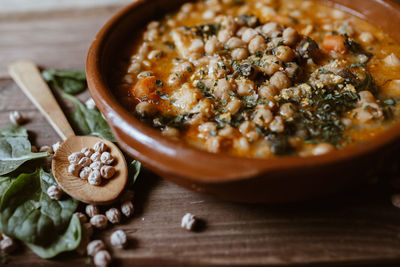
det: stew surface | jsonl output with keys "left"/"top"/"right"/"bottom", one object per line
{"left": 112, "top": 0, "right": 400, "bottom": 158}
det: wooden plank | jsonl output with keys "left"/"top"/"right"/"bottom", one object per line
{"left": 0, "top": 7, "right": 125, "bottom": 79}
{"left": 2, "top": 3, "right": 400, "bottom": 266}
{"left": 0, "top": 0, "right": 132, "bottom": 15}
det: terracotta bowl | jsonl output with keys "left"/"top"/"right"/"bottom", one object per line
{"left": 87, "top": 0, "right": 400, "bottom": 203}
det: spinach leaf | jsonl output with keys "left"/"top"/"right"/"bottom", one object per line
{"left": 42, "top": 69, "right": 86, "bottom": 95}
{"left": 0, "top": 169, "right": 79, "bottom": 247}
{"left": 26, "top": 214, "right": 81, "bottom": 259}
{"left": 0, "top": 125, "right": 28, "bottom": 138}
{"left": 129, "top": 160, "right": 142, "bottom": 185}
{"left": 0, "top": 176, "right": 13, "bottom": 197}
{"left": 0, "top": 125, "right": 49, "bottom": 175}
{"left": 63, "top": 93, "right": 115, "bottom": 142}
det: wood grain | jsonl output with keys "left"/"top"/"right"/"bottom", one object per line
{"left": 1, "top": 2, "right": 400, "bottom": 266}
{"left": 9, "top": 60, "right": 75, "bottom": 140}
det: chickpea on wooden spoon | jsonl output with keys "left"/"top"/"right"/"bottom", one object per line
{"left": 8, "top": 60, "right": 127, "bottom": 205}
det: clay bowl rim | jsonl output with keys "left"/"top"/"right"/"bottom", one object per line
{"left": 86, "top": 0, "right": 400, "bottom": 183}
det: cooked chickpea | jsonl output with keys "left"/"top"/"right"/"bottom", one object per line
{"left": 269, "top": 71, "right": 292, "bottom": 91}
{"left": 147, "top": 21, "right": 160, "bottom": 30}
{"left": 218, "top": 125, "right": 235, "bottom": 138}
{"left": 272, "top": 37, "right": 284, "bottom": 47}
{"left": 203, "top": 10, "right": 215, "bottom": 20}
{"left": 189, "top": 39, "right": 205, "bottom": 55}
{"left": 233, "top": 137, "right": 250, "bottom": 152}
{"left": 274, "top": 45, "right": 295, "bottom": 62}
{"left": 137, "top": 42, "right": 150, "bottom": 60}
{"left": 215, "top": 78, "right": 232, "bottom": 100}
{"left": 269, "top": 116, "right": 285, "bottom": 133}
{"left": 205, "top": 136, "right": 222, "bottom": 153}
{"left": 218, "top": 29, "right": 233, "bottom": 43}
{"left": 239, "top": 121, "right": 254, "bottom": 135}
{"left": 262, "top": 55, "right": 282, "bottom": 76}
{"left": 221, "top": 16, "right": 237, "bottom": 32}
{"left": 358, "top": 91, "right": 376, "bottom": 103}
{"left": 236, "top": 26, "right": 247, "bottom": 37}
{"left": 226, "top": 37, "right": 246, "bottom": 49}
{"left": 248, "top": 35, "right": 266, "bottom": 54}
{"left": 147, "top": 50, "right": 163, "bottom": 61}
{"left": 359, "top": 32, "right": 375, "bottom": 44}
{"left": 279, "top": 103, "right": 295, "bottom": 121}
{"left": 144, "top": 28, "right": 158, "bottom": 41}
{"left": 231, "top": 47, "right": 249, "bottom": 60}
{"left": 236, "top": 79, "right": 255, "bottom": 96}
{"left": 253, "top": 107, "right": 273, "bottom": 126}
{"left": 137, "top": 71, "right": 153, "bottom": 79}
{"left": 338, "top": 23, "right": 354, "bottom": 36}
{"left": 284, "top": 62, "right": 299, "bottom": 79}
{"left": 162, "top": 126, "right": 180, "bottom": 138}
{"left": 226, "top": 97, "right": 242, "bottom": 114}
{"left": 180, "top": 2, "right": 193, "bottom": 13}
{"left": 282, "top": 27, "right": 298, "bottom": 46}
{"left": 241, "top": 28, "right": 257, "bottom": 43}
{"left": 205, "top": 36, "right": 221, "bottom": 55}
{"left": 332, "top": 9, "right": 345, "bottom": 19}
{"left": 177, "top": 61, "right": 194, "bottom": 74}
{"left": 312, "top": 143, "right": 335, "bottom": 156}
{"left": 382, "top": 80, "right": 400, "bottom": 98}
{"left": 135, "top": 102, "right": 157, "bottom": 117}
{"left": 168, "top": 73, "right": 183, "bottom": 87}
{"left": 384, "top": 53, "right": 400, "bottom": 67}
{"left": 198, "top": 122, "right": 217, "bottom": 135}
{"left": 246, "top": 130, "right": 259, "bottom": 141}
{"left": 262, "top": 22, "right": 281, "bottom": 36}
{"left": 258, "top": 84, "right": 278, "bottom": 101}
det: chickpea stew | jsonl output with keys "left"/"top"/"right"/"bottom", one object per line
{"left": 112, "top": 0, "right": 400, "bottom": 158}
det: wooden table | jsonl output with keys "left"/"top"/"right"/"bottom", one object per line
{"left": 2, "top": 1, "right": 400, "bottom": 266}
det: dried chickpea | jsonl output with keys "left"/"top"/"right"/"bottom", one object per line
{"left": 88, "top": 169, "right": 102, "bottom": 186}
{"left": 274, "top": 45, "right": 295, "bottom": 62}
{"left": 121, "top": 201, "right": 134, "bottom": 218}
{"left": 100, "top": 152, "right": 114, "bottom": 165}
{"left": 94, "top": 250, "right": 112, "bottom": 267}
{"left": 105, "top": 208, "right": 121, "bottom": 224}
{"left": 87, "top": 240, "right": 106, "bottom": 257}
{"left": 94, "top": 141, "right": 108, "bottom": 153}
{"left": 110, "top": 230, "right": 128, "bottom": 248}
{"left": 68, "top": 164, "right": 82, "bottom": 176}
{"left": 86, "top": 204, "right": 100, "bottom": 218}
{"left": 101, "top": 165, "right": 116, "bottom": 179}
{"left": 90, "top": 214, "right": 108, "bottom": 229}
{"left": 69, "top": 152, "right": 84, "bottom": 164}
{"left": 81, "top": 147, "right": 95, "bottom": 158}
{"left": 9, "top": 111, "right": 24, "bottom": 125}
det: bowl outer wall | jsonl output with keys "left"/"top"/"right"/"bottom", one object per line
{"left": 86, "top": 0, "right": 400, "bottom": 202}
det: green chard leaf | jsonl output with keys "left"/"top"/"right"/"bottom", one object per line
{"left": 0, "top": 125, "right": 49, "bottom": 176}
{"left": 42, "top": 69, "right": 86, "bottom": 95}
{"left": 63, "top": 93, "right": 115, "bottom": 142}
{"left": 0, "top": 169, "right": 79, "bottom": 249}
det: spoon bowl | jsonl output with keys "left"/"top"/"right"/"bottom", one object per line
{"left": 52, "top": 136, "right": 127, "bottom": 204}
{"left": 9, "top": 60, "right": 128, "bottom": 204}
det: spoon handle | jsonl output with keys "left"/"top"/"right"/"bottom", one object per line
{"left": 8, "top": 60, "right": 75, "bottom": 141}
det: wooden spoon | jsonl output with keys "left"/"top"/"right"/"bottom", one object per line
{"left": 8, "top": 60, "right": 127, "bottom": 205}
